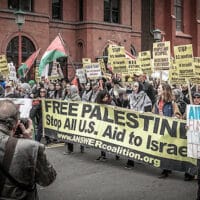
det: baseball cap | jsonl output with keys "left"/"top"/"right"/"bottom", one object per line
{"left": 193, "top": 92, "right": 200, "bottom": 98}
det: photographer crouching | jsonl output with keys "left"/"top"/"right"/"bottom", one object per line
{"left": 0, "top": 100, "right": 56, "bottom": 200}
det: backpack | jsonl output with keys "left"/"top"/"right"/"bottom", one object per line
{"left": 177, "top": 100, "right": 187, "bottom": 115}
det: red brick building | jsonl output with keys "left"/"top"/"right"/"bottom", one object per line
{"left": 0, "top": 0, "right": 199, "bottom": 80}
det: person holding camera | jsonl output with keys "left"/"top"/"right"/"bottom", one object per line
{"left": 0, "top": 100, "right": 56, "bottom": 199}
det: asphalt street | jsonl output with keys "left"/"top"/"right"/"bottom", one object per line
{"left": 38, "top": 143, "right": 197, "bottom": 200}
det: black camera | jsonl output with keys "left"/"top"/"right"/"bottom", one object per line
{"left": 15, "top": 118, "right": 29, "bottom": 137}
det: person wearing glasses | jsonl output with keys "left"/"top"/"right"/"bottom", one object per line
{"left": 192, "top": 92, "right": 200, "bottom": 105}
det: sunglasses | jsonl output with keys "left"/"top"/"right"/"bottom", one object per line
{"left": 40, "top": 91, "right": 46, "bottom": 93}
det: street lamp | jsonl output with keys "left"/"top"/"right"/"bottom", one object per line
{"left": 153, "top": 29, "right": 162, "bottom": 81}
{"left": 153, "top": 29, "right": 162, "bottom": 42}
{"left": 14, "top": 9, "right": 25, "bottom": 67}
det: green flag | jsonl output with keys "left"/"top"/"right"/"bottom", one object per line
{"left": 39, "top": 34, "right": 67, "bottom": 76}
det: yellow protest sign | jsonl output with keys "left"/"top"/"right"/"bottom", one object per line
{"left": 127, "top": 58, "right": 143, "bottom": 76}
{"left": 85, "top": 62, "right": 102, "bottom": 80}
{"left": 42, "top": 99, "right": 197, "bottom": 172}
{"left": 194, "top": 57, "right": 200, "bottom": 74}
{"left": 191, "top": 57, "right": 200, "bottom": 84}
{"left": 34, "top": 66, "right": 41, "bottom": 82}
{"left": 127, "top": 59, "right": 135, "bottom": 76}
{"left": 108, "top": 45, "right": 126, "bottom": 59}
{"left": 108, "top": 45, "right": 127, "bottom": 73}
{"left": 153, "top": 41, "right": 170, "bottom": 70}
{"left": 169, "top": 59, "right": 186, "bottom": 85}
{"left": 110, "top": 58, "right": 128, "bottom": 73}
{"left": 98, "top": 58, "right": 106, "bottom": 73}
{"left": 174, "top": 44, "right": 194, "bottom": 78}
{"left": 139, "top": 51, "right": 152, "bottom": 75}
{"left": 0, "top": 55, "right": 9, "bottom": 76}
{"left": 82, "top": 58, "right": 91, "bottom": 65}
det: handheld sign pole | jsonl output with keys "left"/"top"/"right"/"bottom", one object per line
{"left": 187, "top": 80, "right": 193, "bottom": 104}
{"left": 58, "top": 33, "right": 76, "bottom": 80}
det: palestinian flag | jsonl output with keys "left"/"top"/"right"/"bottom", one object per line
{"left": 17, "top": 48, "right": 40, "bottom": 78}
{"left": 39, "top": 34, "right": 67, "bottom": 76}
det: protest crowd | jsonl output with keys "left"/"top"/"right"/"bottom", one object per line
{"left": 1, "top": 71, "right": 200, "bottom": 166}
{"left": 0, "top": 38, "right": 200, "bottom": 200}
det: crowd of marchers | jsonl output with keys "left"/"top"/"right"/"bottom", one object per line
{"left": 0, "top": 73, "right": 200, "bottom": 181}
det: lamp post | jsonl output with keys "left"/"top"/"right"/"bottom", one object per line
{"left": 153, "top": 29, "right": 162, "bottom": 81}
{"left": 153, "top": 29, "right": 162, "bottom": 42}
{"left": 14, "top": 9, "right": 25, "bottom": 67}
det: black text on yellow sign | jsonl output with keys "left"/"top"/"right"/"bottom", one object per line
{"left": 42, "top": 100, "right": 197, "bottom": 171}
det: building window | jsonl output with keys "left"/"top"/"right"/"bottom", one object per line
{"left": 104, "top": 0, "right": 120, "bottom": 23}
{"left": 6, "top": 36, "right": 35, "bottom": 79}
{"left": 79, "top": 0, "right": 83, "bottom": 21}
{"left": 130, "top": 45, "right": 137, "bottom": 57}
{"left": 174, "top": 0, "right": 183, "bottom": 31}
{"left": 102, "top": 46, "right": 109, "bottom": 65}
{"left": 8, "top": 0, "right": 33, "bottom": 12}
{"left": 6, "top": 36, "right": 35, "bottom": 67}
{"left": 77, "top": 42, "right": 83, "bottom": 62}
{"left": 52, "top": 0, "right": 62, "bottom": 20}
